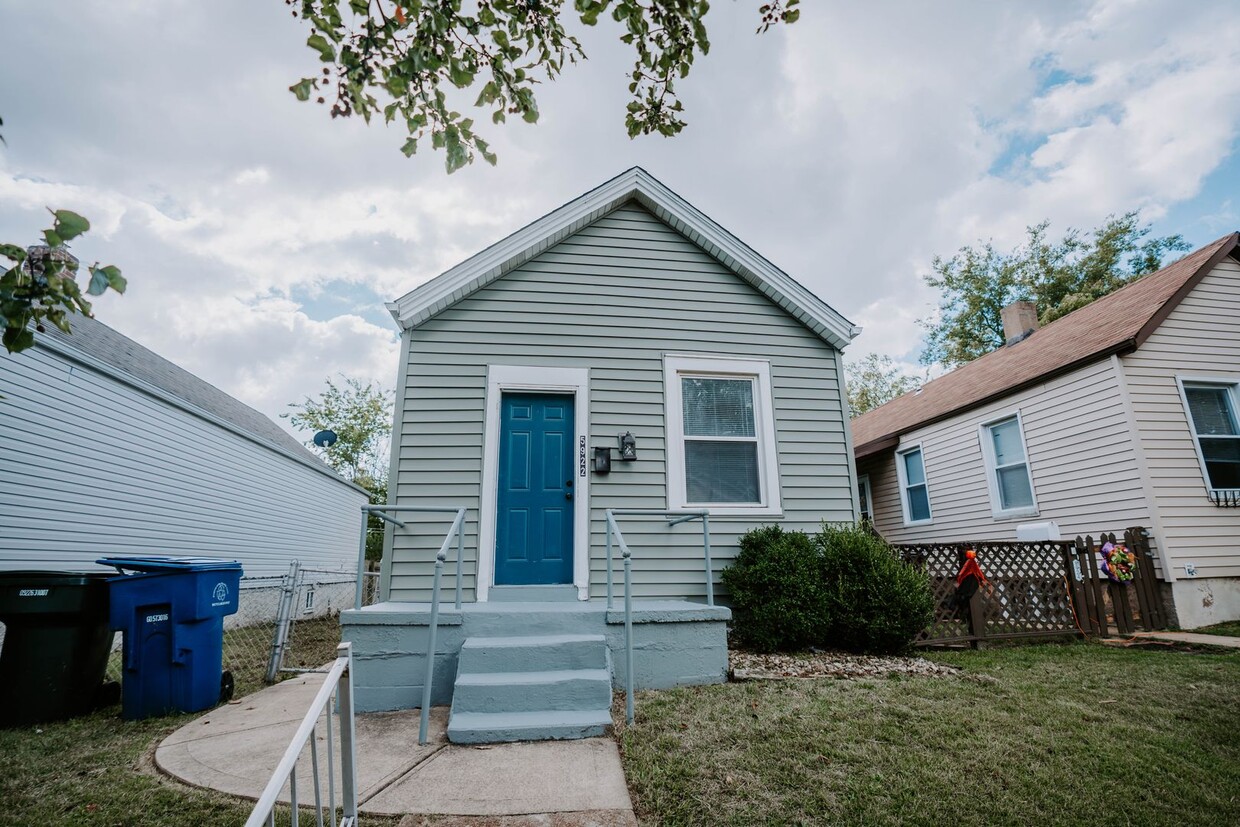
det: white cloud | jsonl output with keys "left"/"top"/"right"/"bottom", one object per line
{"left": 2, "top": 0, "right": 1238, "bottom": 421}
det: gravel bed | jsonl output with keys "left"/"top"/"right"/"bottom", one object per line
{"left": 728, "top": 649, "right": 962, "bottom": 681}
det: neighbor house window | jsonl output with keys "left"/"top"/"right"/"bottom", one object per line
{"left": 857, "top": 474, "right": 872, "bottom": 523}
{"left": 979, "top": 413, "right": 1038, "bottom": 517}
{"left": 895, "top": 445, "right": 932, "bottom": 524}
{"left": 664, "top": 355, "right": 781, "bottom": 515}
{"left": 1180, "top": 381, "right": 1240, "bottom": 491}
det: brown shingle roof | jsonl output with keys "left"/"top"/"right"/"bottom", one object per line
{"left": 852, "top": 231, "right": 1240, "bottom": 459}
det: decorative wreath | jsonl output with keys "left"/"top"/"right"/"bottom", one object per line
{"left": 1100, "top": 541, "right": 1135, "bottom": 584}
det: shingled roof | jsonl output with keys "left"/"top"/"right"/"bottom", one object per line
{"left": 35, "top": 314, "right": 342, "bottom": 476}
{"left": 852, "top": 231, "right": 1240, "bottom": 459}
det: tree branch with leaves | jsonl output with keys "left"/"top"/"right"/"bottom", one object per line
{"left": 919, "top": 212, "right": 1189, "bottom": 369}
{"left": 286, "top": 0, "right": 801, "bottom": 172}
{"left": 1, "top": 210, "right": 127, "bottom": 354}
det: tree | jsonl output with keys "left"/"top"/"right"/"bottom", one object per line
{"left": 1, "top": 210, "right": 127, "bottom": 354}
{"left": 287, "top": 0, "right": 802, "bottom": 171}
{"left": 284, "top": 376, "right": 395, "bottom": 561}
{"left": 919, "top": 213, "right": 1189, "bottom": 369}
{"left": 845, "top": 353, "right": 919, "bottom": 417}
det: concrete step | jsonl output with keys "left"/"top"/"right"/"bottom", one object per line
{"left": 452, "top": 668, "right": 612, "bottom": 714}
{"left": 458, "top": 634, "right": 608, "bottom": 673}
{"left": 447, "top": 709, "right": 612, "bottom": 744}
{"left": 488, "top": 585, "right": 578, "bottom": 602}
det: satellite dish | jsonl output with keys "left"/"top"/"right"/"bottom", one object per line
{"left": 313, "top": 429, "right": 338, "bottom": 448}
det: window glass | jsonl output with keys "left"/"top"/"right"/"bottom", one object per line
{"left": 986, "top": 416, "right": 1034, "bottom": 511}
{"left": 682, "top": 378, "right": 755, "bottom": 437}
{"left": 900, "top": 448, "right": 931, "bottom": 522}
{"left": 1184, "top": 384, "right": 1240, "bottom": 490}
{"left": 907, "top": 483, "right": 931, "bottom": 522}
{"left": 1186, "top": 387, "right": 1239, "bottom": 436}
{"left": 857, "top": 477, "right": 871, "bottom": 521}
{"left": 990, "top": 418, "right": 1024, "bottom": 466}
{"left": 997, "top": 465, "right": 1034, "bottom": 509}
{"left": 686, "top": 441, "right": 760, "bottom": 503}
{"left": 902, "top": 449, "right": 926, "bottom": 486}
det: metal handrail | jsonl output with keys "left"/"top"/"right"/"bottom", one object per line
{"left": 418, "top": 506, "right": 466, "bottom": 745}
{"left": 246, "top": 642, "right": 358, "bottom": 827}
{"left": 605, "top": 509, "right": 714, "bottom": 727}
{"left": 604, "top": 509, "right": 713, "bottom": 609}
{"left": 354, "top": 505, "right": 467, "bottom": 610}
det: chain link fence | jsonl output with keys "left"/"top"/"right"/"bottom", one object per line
{"left": 102, "top": 563, "right": 381, "bottom": 701}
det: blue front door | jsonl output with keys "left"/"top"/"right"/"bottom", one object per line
{"left": 495, "top": 392, "right": 575, "bottom": 585}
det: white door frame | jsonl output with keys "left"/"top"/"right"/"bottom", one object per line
{"left": 477, "top": 365, "right": 591, "bottom": 601}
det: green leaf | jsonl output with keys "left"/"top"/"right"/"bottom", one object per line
{"left": 0, "top": 243, "right": 26, "bottom": 263}
{"left": 88, "top": 267, "right": 111, "bottom": 296}
{"left": 290, "top": 78, "right": 317, "bottom": 102}
{"left": 3, "top": 325, "right": 35, "bottom": 354}
{"left": 400, "top": 137, "right": 418, "bottom": 157}
{"left": 43, "top": 229, "right": 62, "bottom": 248}
{"left": 52, "top": 210, "right": 90, "bottom": 242}
{"left": 307, "top": 32, "right": 336, "bottom": 63}
{"left": 93, "top": 264, "right": 126, "bottom": 294}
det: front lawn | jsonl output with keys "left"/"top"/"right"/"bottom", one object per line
{"left": 1190, "top": 620, "right": 1240, "bottom": 638}
{"left": 620, "top": 642, "right": 1240, "bottom": 826}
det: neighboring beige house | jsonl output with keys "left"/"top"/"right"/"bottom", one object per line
{"left": 852, "top": 232, "right": 1240, "bottom": 630}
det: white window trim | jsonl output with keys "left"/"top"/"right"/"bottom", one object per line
{"left": 1175, "top": 375, "right": 1240, "bottom": 495}
{"left": 663, "top": 354, "right": 782, "bottom": 516}
{"left": 857, "top": 474, "right": 872, "bottom": 523}
{"left": 977, "top": 411, "right": 1040, "bottom": 520}
{"left": 894, "top": 443, "right": 933, "bottom": 526}
{"left": 478, "top": 365, "right": 591, "bottom": 602}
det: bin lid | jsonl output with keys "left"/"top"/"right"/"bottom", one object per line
{"left": 97, "top": 556, "right": 243, "bottom": 574}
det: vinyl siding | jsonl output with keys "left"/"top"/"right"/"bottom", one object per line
{"left": 1121, "top": 258, "right": 1240, "bottom": 578}
{"left": 1, "top": 346, "right": 367, "bottom": 578}
{"left": 859, "top": 356, "right": 1156, "bottom": 554}
{"left": 389, "top": 203, "right": 853, "bottom": 601}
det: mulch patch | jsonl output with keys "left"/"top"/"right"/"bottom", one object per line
{"left": 728, "top": 648, "right": 961, "bottom": 681}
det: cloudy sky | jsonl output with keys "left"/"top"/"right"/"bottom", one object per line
{"left": 3, "top": 0, "right": 1238, "bottom": 440}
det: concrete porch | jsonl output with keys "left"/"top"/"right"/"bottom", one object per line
{"left": 340, "top": 599, "right": 731, "bottom": 716}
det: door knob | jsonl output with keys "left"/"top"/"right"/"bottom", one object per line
{"left": 565, "top": 492, "right": 573, "bottom": 501}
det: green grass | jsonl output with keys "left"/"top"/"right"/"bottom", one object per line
{"left": 1189, "top": 620, "right": 1240, "bottom": 638}
{"left": 620, "top": 642, "right": 1240, "bottom": 826}
{"left": 0, "top": 613, "right": 389, "bottom": 826}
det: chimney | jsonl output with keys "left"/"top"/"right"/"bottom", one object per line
{"left": 1001, "top": 301, "right": 1039, "bottom": 345}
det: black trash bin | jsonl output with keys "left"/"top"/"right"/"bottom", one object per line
{"left": 0, "top": 571, "right": 114, "bottom": 728}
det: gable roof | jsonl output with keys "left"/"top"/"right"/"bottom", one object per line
{"left": 852, "top": 231, "right": 1240, "bottom": 460}
{"left": 388, "top": 167, "right": 860, "bottom": 350}
{"left": 35, "top": 314, "right": 363, "bottom": 491}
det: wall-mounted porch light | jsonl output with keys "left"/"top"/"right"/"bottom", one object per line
{"left": 592, "top": 432, "right": 638, "bottom": 474}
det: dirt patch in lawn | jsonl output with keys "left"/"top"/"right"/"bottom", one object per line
{"left": 729, "top": 648, "right": 961, "bottom": 681}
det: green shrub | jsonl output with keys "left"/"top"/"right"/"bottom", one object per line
{"left": 721, "top": 525, "right": 829, "bottom": 652}
{"left": 816, "top": 523, "right": 934, "bottom": 655}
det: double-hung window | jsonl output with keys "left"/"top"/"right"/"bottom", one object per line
{"left": 1180, "top": 380, "right": 1240, "bottom": 492}
{"left": 895, "top": 445, "right": 932, "bottom": 524}
{"left": 857, "top": 474, "right": 872, "bottom": 523}
{"left": 979, "top": 413, "right": 1038, "bottom": 517}
{"left": 664, "top": 355, "right": 781, "bottom": 515}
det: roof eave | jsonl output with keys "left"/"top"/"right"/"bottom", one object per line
{"left": 1133, "top": 234, "right": 1240, "bottom": 347}
{"left": 852, "top": 339, "right": 1139, "bottom": 459}
{"left": 389, "top": 168, "right": 859, "bottom": 350}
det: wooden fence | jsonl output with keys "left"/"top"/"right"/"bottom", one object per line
{"left": 893, "top": 527, "right": 1166, "bottom": 647}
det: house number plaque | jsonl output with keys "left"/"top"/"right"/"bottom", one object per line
{"left": 579, "top": 435, "right": 587, "bottom": 477}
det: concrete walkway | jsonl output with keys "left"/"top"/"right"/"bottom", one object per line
{"left": 155, "top": 673, "right": 636, "bottom": 824}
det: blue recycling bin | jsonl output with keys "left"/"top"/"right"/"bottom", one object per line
{"left": 98, "top": 556, "right": 243, "bottom": 720}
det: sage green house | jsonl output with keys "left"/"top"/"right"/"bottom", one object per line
{"left": 342, "top": 168, "right": 860, "bottom": 742}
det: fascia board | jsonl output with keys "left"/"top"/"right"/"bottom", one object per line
{"left": 390, "top": 167, "right": 859, "bottom": 350}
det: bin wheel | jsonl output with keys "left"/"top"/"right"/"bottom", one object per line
{"left": 220, "top": 670, "right": 235, "bottom": 704}
{"left": 95, "top": 680, "right": 121, "bottom": 710}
